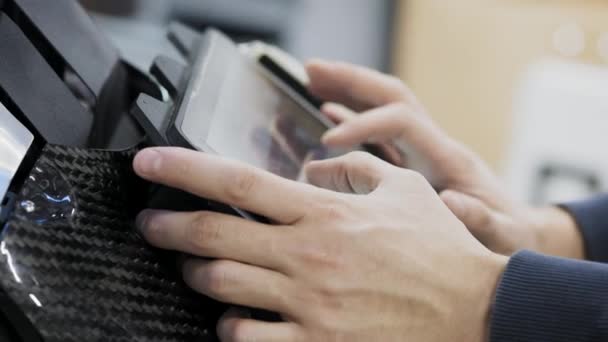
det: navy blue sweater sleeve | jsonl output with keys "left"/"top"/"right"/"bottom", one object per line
{"left": 491, "top": 251, "right": 608, "bottom": 342}
{"left": 561, "top": 194, "right": 608, "bottom": 263}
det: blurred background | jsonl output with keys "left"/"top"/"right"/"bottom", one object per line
{"left": 80, "top": 0, "right": 608, "bottom": 205}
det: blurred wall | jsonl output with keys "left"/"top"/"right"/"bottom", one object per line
{"left": 506, "top": 61, "right": 608, "bottom": 203}
{"left": 393, "top": 0, "right": 608, "bottom": 171}
{"left": 82, "top": 0, "right": 394, "bottom": 71}
{"left": 284, "top": 0, "right": 394, "bottom": 70}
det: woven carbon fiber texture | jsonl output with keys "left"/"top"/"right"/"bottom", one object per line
{"left": 0, "top": 145, "right": 224, "bottom": 341}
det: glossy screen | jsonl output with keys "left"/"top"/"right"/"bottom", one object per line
{"left": 206, "top": 57, "right": 334, "bottom": 181}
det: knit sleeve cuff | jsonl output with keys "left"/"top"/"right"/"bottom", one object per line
{"left": 490, "top": 250, "right": 608, "bottom": 342}
{"left": 560, "top": 194, "right": 608, "bottom": 263}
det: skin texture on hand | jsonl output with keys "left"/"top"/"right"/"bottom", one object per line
{"left": 134, "top": 147, "right": 508, "bottom": 342}
{"left": 306, "top": 59, "right": 587, "bottom": 260}
{"left": 534, "top": 207, "right": 586, "bottom": 259}
{"left": 440, "top": 193, "right": 586, "bottom": 259}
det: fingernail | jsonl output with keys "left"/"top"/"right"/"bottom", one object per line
{"left": 307, "top": 58, "right": 330, "bottom": 67}
{"left": 322, "top": 103, "right": 341, "bottom": 112}
{"left": 135, "top": 149, "right": 162, "bottom": 175}
{"left": 322, "top": 128, "right": 343, "bottom": 143}
{"left": 135, "top": 210, "right": 151, "bottom": 237}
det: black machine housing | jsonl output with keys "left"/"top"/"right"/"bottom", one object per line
{"left": 132, "top": 27, "right": 339, "bottom": 217}
{"left": 0, "top": 1, "right": 326, "bottom": 341}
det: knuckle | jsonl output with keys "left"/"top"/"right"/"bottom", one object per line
{"left": 392, "top": 103, "right": 413, "bottom": 118}
{"left": 295, "top": 240, "right": 345, "bottom": 271}
{"left": 170, "top": 153, "right": 197, "bottom": 181}
{"left": 391, "top": 104, "right": 418, "bottom": 129}
{"left": 317, "top": 198, "right": 352, "bottom": 222}
{"left": 386, "top": 75, "right": 406, "bottom": 91}
{"left": 301, "top": 247, "right": 331, "bottom": 268}
{"left": 344, "top": 151, "right": 373, "bottom": 165}
{"left": 402, "top": 168, "right": 426, "bottom": 183}
{"left": 455, "top": 144, "right": 483, "bottom": 171}
{"left": 225, "top": 167, "right": 258, "bottom": 203}
{"left": 478, "top": 224, "right": 500, "bottom": 251}
{"left": 304, "top": 290, "right": 344, "bottom": 331}
{"left": 376, "top": 73, "right": 405, "bottom": 92}
{"left": 475, "top": 210, "right": 495, "bottom": 233}
{"left": 187, "top": 212, "right": 222, "bottom": 251}
{"left": 387, "top": 77, "right": 410, "bottom": 99}
{"left": 204, "top": 260, "right": 232, "bottom": 295}
{"left": 396, "top": 169, "right": 433, "bottom": 193}
{"left": 342, "top": 152, "right": 384, "bottom": 176}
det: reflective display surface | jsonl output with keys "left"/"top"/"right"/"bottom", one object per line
{"left": 180, "top": 32, "right": 342, "bottom": 182}
{"left": 207, "top": 58, "right": 332, "bottom": 181}
{"left": 0, "top": 102, "right": 34, "bottom": 200}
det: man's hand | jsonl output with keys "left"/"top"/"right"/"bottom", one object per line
{"left": 306, "top": 60, "right": 586, "bottom": 259}
{"left": 134, "top": 147, "right": 506, "bottom": 342}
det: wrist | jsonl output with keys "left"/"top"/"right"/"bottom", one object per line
{"left": 530, "top": 206, "right": 585, "bottom": 260}
{"left": 472, "top": 252, "right": 509, "bottom": 342}
{"left": 484, "top": 253, "right": 509, "bottom": 342}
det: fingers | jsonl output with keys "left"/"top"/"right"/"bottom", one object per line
{"left": 440, "top": 190, "right": 497, "bottom": 240}
{"left": 321, "top": 104, "right": 405, "bottom": 147}
{"left": 137, "top": 210, "right": 288, "bottom": 270}
{"left": 133, "top": 147, "right": 321, "bottom": 223}
{"left": 305, "top": 152, "right": 391, "bottom": 195}
{"left": 321, "top": 103, "right": 357, "bottom": 124}
{"left": 218, "top": 308, "right": 300, "bottom": 342}
{"left": 183, "top": 259, "right": 294, "bottom": 314}
{"left": 306, "top": 59, "right": 414, "bottom": 110}
{"left": 322, "top": 103, "right": 405, "bottom": 166}
{"left": 322, "top": 103, "right": 442, "bottom": 149}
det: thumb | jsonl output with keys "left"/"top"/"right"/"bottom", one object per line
{"left": 305, "top": 152, "right": 389, "bottom": 195}
{"left": 440, "top": 190, "right": 496, "bottom": 239}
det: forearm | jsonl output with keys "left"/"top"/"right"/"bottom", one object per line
{"left": 561, "top": 194, "right": 608, "bottom": 263}
{"left": 533, "top": 206, "right": 586, "bottom": 260}
{"left": 490, "top": 251, "right": 608, "bottom": 342}
{"left": 530, "top": 192, "right": 608, "bottom": 262}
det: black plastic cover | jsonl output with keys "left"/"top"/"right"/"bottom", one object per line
{"left": 0, "top": 14, "right": 93, "bottom": 146}
{"left": 11, "top": 0, "right": 120, "bottom": 99}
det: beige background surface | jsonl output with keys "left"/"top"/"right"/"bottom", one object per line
{"left": 392, "top": 0, "right": 608, "bottom": 170}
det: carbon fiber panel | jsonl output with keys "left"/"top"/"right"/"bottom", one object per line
{"left": 0, "top": 145, "right": 224, "bottom": 341}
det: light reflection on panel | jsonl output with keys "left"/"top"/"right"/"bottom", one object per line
{"left": 0, "top": 102, "right": 34, "bottom": 199}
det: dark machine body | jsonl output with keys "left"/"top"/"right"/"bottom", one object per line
{"left": 0, "top": 1, "right": 325, "bottom": 340}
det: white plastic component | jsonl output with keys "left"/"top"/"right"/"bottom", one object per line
{"left": 506, "top": 59, "right": 608, "bottom": 204}
{"left": 239, "top": 41, "right": 309, "bottom": 85}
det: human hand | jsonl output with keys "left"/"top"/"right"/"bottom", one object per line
{"left": 306, "top": 60, "right": 585, "bottom": 259}
{"left": 133, "top": 147, "right": 507, "bottom": 342}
